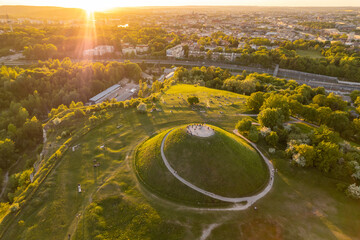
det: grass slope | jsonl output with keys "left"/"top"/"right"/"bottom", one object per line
{"left": 164, "top": 125, "right": 268, "bottom": 197}
{"left": 1, "top": 84, "right": 360, "bottom": 240}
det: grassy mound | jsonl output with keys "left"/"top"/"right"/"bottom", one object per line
{"left": 135, "top": 125, "right": 269, "bottom": 204}
{"left": 164, "top": 125, "right": 269, "bottom": 197}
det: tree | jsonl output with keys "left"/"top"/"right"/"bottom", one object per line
{"left": 313, "top": 94, "right": 327, "bottom": 106}
{"left": 258, "top": 108, "right": 284, "bottom": 129}
{"left": 187, "top": 96, "right": 199, "bottom": 105}
{"left": 0, "top": 139, "right": 16, "bottom": 169}
{"left": 327, "top": 111, "right": 350, "bottom": 132}
{"left": 292, "top": 144, "right": 316, "bottom": 167}
{"left": 265, "top": 131, "right": 279, "bottom": 147}
{"left": 183, "top": 45, "right": 189, "bottom": 58}
{"left": 261, "top": 94, "right": 289, "bottom": 120}
{"left": 206, "top": 50, "right": 213, "bottom": 60}
{"left": 315, "top": 141, "right": 341, "bottom": 173}
{"left": 236, "top": 119, "right": 252, "bottom": 132}
{"left": 316, "top": 107, "right": 332, "bottom": 125}
{"left": 248, "top": 126, "right": 259, "bottom": 142}
{"left": 325, "top": 93, "right": 347, "bottom": 111}
{"left": 350, "top": 90, "right": 360, "bottom": 103}
{"left": 312, "top": 125, "right": 338, "bottom": 145}
{"left": 21, "top": 116, "right": 43, "bottom": 144}
{"left": 247, "top": 92, "right": 264, "bottom": 112}
{"left": 124, "top": 62, "right": 142, "bottom": 81}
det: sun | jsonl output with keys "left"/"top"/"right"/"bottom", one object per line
{"left": 75, "top": 2, "right": 114, "bottom": 15}
{"left": 83, "top": 4, "right": 100, "bottom": 15}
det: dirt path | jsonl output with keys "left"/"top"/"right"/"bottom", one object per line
{"left": 199, "top": 224, "right": 220, "bottom": 240}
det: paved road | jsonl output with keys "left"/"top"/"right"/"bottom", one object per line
{"left": 160, "top": 128, "right": 274, "bottom": 204}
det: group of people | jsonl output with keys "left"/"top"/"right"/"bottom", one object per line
{"left": 186, "top": 123, "right": 211, "bottom": 135}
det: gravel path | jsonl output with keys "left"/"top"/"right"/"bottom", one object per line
{"left": 160, "top": 128, "right": 275, "bottom": 204}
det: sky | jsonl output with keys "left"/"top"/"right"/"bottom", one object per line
{"left": 0, "top": 0, "right": 359, "bottom": 10}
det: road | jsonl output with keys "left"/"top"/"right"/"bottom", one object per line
{"left": 160, "top": 128, "right": 274, "bottom": 205}
{"left": 3, "top": 58, "right": 359, "bottom": 92}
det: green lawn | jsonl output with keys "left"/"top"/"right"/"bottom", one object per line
{"left": 1, "top": 84, "right": 359, "bottom": 240}
{"left": 164, "top": 125, "right": 268, "bottom": 197}
{"left": 296, "top": 49, "right": 324, "bottom": 59}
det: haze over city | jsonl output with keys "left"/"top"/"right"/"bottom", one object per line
{"left": 1, "top": 0, "right": 360, "bottom": 9}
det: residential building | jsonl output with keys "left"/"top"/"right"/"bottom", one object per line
{"left": 83, "top": 45, "right": 114, "bottom": 56}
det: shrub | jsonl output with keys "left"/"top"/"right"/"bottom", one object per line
{"left": 187, "top": 96, "right": 199, "bottom": 105}
{"left": 10, "top": 203, "right": 19, "bottom": 212}
{"left": 260, "top": 127, "right": 271, "bottom": 137}
{"left": 53, "top": 117, "right": 61, "bottom": 125}
{"left": 346, "top": 183, "right": 360, "bottom": 199}
{"left": 265, "top": 131, "right": 279, "bottom": 147}
{"left": 137, "top": 102, "right": 147, "bottom": 113}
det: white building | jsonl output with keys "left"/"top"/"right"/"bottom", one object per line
{"left": 122, "top": 47, "right": 137, "bottom": 56}
{"left": 136, "top": 45, "right": 149, "bottom": 54}
{"left": 83, "top": 45, "right": 114, "bottom": 56}
{"left": 166, "top": 45, "right": 184, "bottom": 58}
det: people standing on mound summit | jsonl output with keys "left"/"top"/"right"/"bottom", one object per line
{"left": 186, "top": 124, "right": 215, "bottom": 137}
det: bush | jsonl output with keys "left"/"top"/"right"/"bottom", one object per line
{"left": 10, "top": 203, "right": 19, "bottom": 212}
{"left": 265, "top": 131, "right": 279, "bottom": 147}
{"left": 137, "top": 102, "right": 147, "bottom": 113}
{"left": 346, "top": 183, "right": 360, "bottom": 199}
{"left": 236, "top": 119, "right": 252, "bottom": 132}
{"left": 187, "top": 96, "right": 199, "bottom": 105}
{"left": 53, "top": 117, "right": 61, "bottom": 125}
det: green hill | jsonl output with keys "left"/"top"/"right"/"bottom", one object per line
{"left": 164, "top": 125, "right": 268, "bottom": 198}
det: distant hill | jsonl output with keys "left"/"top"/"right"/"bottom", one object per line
{"left": 0, "top": 5, "right": 86, "bottom": 19}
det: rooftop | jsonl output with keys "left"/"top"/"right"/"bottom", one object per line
{"left": 89, "top": 84, "right": 121, "bottom": 103}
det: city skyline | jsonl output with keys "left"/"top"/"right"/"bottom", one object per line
{"left": 1, "top": 0, "right": 360, "bottom": 11}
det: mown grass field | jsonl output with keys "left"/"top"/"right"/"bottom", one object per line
{"left": 1, "top": 84, "right": 359, "bottom": 240}
{"left": 163, "top": 125, "right": 268, "bottom": 197}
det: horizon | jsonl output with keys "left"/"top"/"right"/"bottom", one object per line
{"left": 1, "top": 0, "right": 360, "bottom": 12}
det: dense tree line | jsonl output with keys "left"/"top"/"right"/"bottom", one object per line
{"left": 0, "top": 25, "right": 181, "bottom": 59}
{"left": 186, "top": 36, "right": 360, "bottom": 82}
{"left": 0, "top": 59, "right": 142, "bottom": 188}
